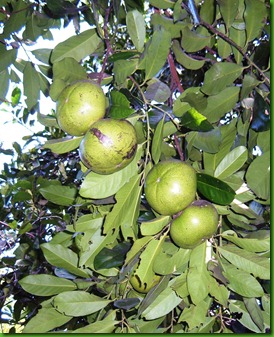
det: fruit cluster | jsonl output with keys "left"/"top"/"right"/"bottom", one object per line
{"left": 144, "top": 160, "right": 219, "bottom": 250}
{"left": 56, "top": 80, "right": 138, "bottom": 175}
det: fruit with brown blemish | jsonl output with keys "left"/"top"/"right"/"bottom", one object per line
{"left": 79, "top": 118, "right": 138, "bottom": 174}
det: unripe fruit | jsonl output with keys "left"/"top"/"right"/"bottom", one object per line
{"left": 56, "top": 80, "right": 106, "bottom": 136}
{"left": 79, "top": 118, "right": 138, "bottom": 175}
{"left": 170, "top": 200, "right": 219, "bottom": 249}
{"left": 130, "top": 272, "right": 161, "bottom": 294}
{"left": 144, "top": 160, "right": 197, "bottom": 215}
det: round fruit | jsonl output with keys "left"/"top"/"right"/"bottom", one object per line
{"left": 130, "top": 272, "right": 161, "bottom": 294}
{"left": 170, "top": 200, "right": 219, "bottom": 249}
{"left": 144, "top": 160, "right": 197, "bottom": 216}
{"left": 79, "top": 118, "right": 138, "bottom": 174}
{"left": 56, "top": 80, "right": 106, "bottom": 136}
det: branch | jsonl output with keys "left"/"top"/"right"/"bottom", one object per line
{"left": 181, "top": 1, "right": 270, "bottom": 87}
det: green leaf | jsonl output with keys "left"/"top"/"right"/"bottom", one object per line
{"left": 154, "top": 247, "right": 190, "bottom": 275}
{"left": 221, "top": 262, "right": 264, "bottom": 298}
{"left": 0, "top": 69, "right": 10, "bottom": 101}
{"left": 178, "top": 299, "right": 211, "bottom": 330}
{"left": 221, "top": 230, "right": 270, "bottom": 253}
{"left": 126, "top": 10, "right": 146, "bottom": 52}
{"left": 105, "top": 174, "right": 142, "bottom": 240}
{"left": 43, "top": 136, "right": 83, "bottom": 154}
{"left": 246, "top": 151, "right": 270, "bottom": 200}
{"left": 41, "top": 243, "right": 90, "bottom": 278}
{"left": 187, "top": 243, "right": 210, "bottom": 305}
{"left": 140, "top": 215, "right": 170, "bottom": 236}
{"left": 151, "top": 116, "right": 165, "bottom": 164}
{"left": 142, "top": 286, "right": 182, "bottom": 320}
{"left": 73, "top": 311, "right": 119, "bottom": 333}
{"left": 2, "top": 0, "right": 28, "bottom": 38}
{"left": 144, "top": 78, "right": 171, "bottom": 103}
{"left": 19, "top": 274, "right": 77, "bottom": 296}
{"left": 201, "top": 63, "right": 244, "bottom": 95}
{"left": 142, "top": 26, "right": 171, "bottom": 81}
{"left": 180, "top": 107, "right": 214, "bottom": 132}
{"left": 31, "top": 48, "right": 51, "bottom": 64}
{"left": 190, "top": 128, "right": 222, "bottom": 153}
{"left": 172, "top": 40, "right": 205, "bottom": 70}
{"left": 53, "top": 291, "right": 111, "bottom": 317}
{"left": 94, "top": 242, "right": 131, "bottom": 270}
{"left": 23, "top": 307, "right": 71, "bottom": 333}
{"left": 39, "top": 183, "right": 77, "bottom": 206}
{"left": 229, "top": 300, "right": 264, "bottom": 333}
{"left": 109, "top": 90, "right": 134, "bottom": 118}
{"left": 80, "top": 145, "right": 142, "bottom": 199}
{"left": 113, "top": 58, "right": 139, "bottom": 86}
{"left": 51, "top": 28, "right": 102, "bottom": 63}
{"left": 244, "top": 0, "right": 267, "bottom": 44}
{"left": 217, "top": 24, "right": 232, "bottom": 59}
{"left": 217, "top": 0, "right": 239, "bottom": 29}
{"left": 197, "top": 173, "right": 235, "bottom": 205}
{"left": 180, "top": 26, "right": 212, "bottom": 52}
{"left": 203, "top": 86, "right": 240, "bottom": 123}
{"left": 214, "top": 146, "right": 248, "bottom": 179}
{"left": 148, "top": 0, "right": 175, "bottom": 9}
{"left": 229, "top": 26, "right": 247, "bottom": 64}
{"left": 219, "top": 245, "right": 270, "bottom": 280}
{"left": 243, "top": 297, "right": 264, "bottom": 331}
{"left": 0, "top": 48, "right": 17, "bottom": 72}
{"left": 52, "top": 57, "right": 87, "bottom": 83}
{"left": 23, "top": 62, "right": 40, "bottom": 110}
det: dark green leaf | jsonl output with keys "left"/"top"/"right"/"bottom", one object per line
{"left": 114, "top": 298, "right": 140, "bottom": 310}
{"left": 94, "top": 242, "right": 131, "bottom": 270}
{"left": 109, "top": 90, "right": 134, "bottom": 118}
{"left": 197, "top": 173, "right": 235, "bottom": 205}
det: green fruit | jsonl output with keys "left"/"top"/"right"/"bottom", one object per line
{"left": 56, "top": 80, "right": 106, "bottom": 136}
{"left": 130, "top": 272, "right": 161, "bottom": 294}
{"left": 170, "top": 200, "right": 219, "bottom": 249}
{"left": 79, "top": 118, "right": 138, "bottom": 174}
{"left": 144, "top": 160, "right": 197, "bottom": 215}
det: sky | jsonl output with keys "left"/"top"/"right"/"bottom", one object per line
{"left": 0, "top": 21, "right": 90, "bottom": 169}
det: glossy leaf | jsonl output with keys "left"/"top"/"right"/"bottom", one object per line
{"left": 19, "top": 274, "right": 77, "bottom": 296}
{"left": 142, "top": 286, "right": 182, "bottom": 320}
{"left": 41, "top": 243, "right": 90, "bottom": 278}
{"left": 197, "top": 173, "right": 235, "bottom": 205}
{"left": 126, "top": 10, "right": 146, "bottom": 52}
{"left": 246, "top": 151, "right": 270, "bottom": 200}
{"left": 53, "top": 291, "right": 111, "bottom": 317}
{"left": 39, "top": 183, "right": 77, "bottom": 206}
{"left": 214, "top": 146, "right": 247, "bottom": 179}
{"left": 201, "top": 63, "right": 243, "bottom": 95}
{"left": 180, "top": 107, "right": 213, "bottom": 132}
{"left": 51, "top": 28, "right": 102, "bottom": 63}
{"left": 43, "top": 136, "right": 83, "bottom": 154}
{"left": 140, "top": 215, "right": 170, "bottom": 236}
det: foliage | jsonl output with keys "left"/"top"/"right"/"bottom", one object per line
{"left": 0, "top": 0, "right": 270, "bottom": 333}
